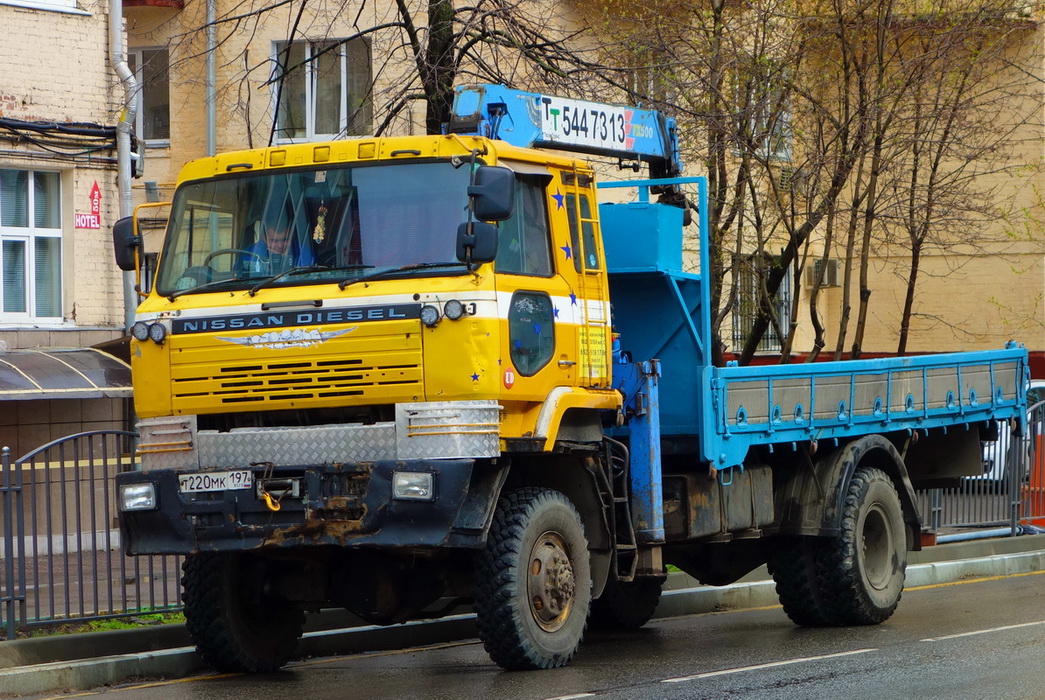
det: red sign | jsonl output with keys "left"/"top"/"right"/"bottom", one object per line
{"left": 76, "top": 182, "right": 102, "bottom": 229}
{"left": 74, "top": 213, "right": 100, "bottom": 229}
{"left": 89, "top": 182, "right": 101, "bottom": 215}
{"left": 504, "top": 369, "right": 516, "bottom": 389}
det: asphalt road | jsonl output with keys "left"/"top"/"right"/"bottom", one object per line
{"left": 27, "top": 569, "right": 1045, "bottom": 700}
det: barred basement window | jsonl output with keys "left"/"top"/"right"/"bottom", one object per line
{"left": 732, "top": 254, "right": 791, "bottom": 353}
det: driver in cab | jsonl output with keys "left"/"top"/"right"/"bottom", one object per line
{"left": 243, "top": 216, "right": 314, "bottom": 275}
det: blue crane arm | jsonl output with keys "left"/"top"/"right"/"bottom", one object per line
{"left": 449, "top": 84, "right": 683, "bottom": 180}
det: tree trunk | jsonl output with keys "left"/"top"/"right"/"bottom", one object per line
{"left": 896, "top": 240, "right": 921, "bottom": 356}
{"left": 424, "top": 0, "right": 456, "bottom": 135}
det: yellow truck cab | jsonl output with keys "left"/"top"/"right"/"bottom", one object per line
{"left": 127, "top": 135, "right": 619, "bottom": 453}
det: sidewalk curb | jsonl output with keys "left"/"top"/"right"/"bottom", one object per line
{"left": 2, "top": 538, "right": 1043, "bottom": 697}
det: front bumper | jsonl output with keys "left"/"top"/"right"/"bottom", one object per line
{"left": 117, "top": 459, "right": 481, "bottom": 555}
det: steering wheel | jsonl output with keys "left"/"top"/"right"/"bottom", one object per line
{"left": 203, "top": 248, "right": 265, "bottom": 267}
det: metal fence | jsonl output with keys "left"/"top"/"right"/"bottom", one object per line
{"left": 1, "top": 431, "right": 182, "bottom": 639}
{"left": 1, "top": 405, "right": 1044, "bottom": 639}
{"left": 917, "top": 401, "right": 1045, "bottom": 540}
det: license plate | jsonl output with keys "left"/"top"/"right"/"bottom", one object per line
{"left": 178, "top": 470, "right": 253, "bottom": 493}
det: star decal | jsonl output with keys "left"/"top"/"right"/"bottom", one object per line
{"left": 569, "top": 293, "right": 578, "bottom": 305}
{"left": 552, "top": 189, "right": 565, "bottom": 209}
{"left": 471, "top": 372, "right": 480, "bottom": 382}
{"left": 553, "top": 307, "right": 560, "bottom": 319}
{"left": 533, "top": 323, "right": 542, "bottom": 335}
{"left": 560, "top": 244, "right": 572, "bottom": 260}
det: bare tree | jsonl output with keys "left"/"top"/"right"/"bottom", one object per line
{"left": 159, "top": 0, "right": 616, "bottom": 141}
{"left": 585, "top": 0, "right": 1041, "bottom": 365}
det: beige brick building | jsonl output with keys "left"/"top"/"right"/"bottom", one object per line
{"left": 1, "top": 0, "right": 1040, "bottom": 460}
{"left": 0, "top": 0, "right": 133, "bottom": 454}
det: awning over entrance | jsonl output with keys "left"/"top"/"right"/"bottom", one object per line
{"left": 0, "top": 348, "right": 132, "bottom": 401}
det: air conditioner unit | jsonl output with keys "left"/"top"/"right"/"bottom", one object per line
{"left": 805, "top": 258, "right": 840, "bottom": 288}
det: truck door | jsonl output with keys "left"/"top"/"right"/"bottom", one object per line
{"left": 494, "top": 171, "right": 580, "bottom": 399}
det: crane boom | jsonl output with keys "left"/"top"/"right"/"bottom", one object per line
{"left": 449, "top": 84, "right": 683, "bottom": 181}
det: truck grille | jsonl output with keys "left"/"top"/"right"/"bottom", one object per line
{"left": 172, "top": 356, "right": 423, "bottom": 410}
{"left": 168, "top": 320, "right": 423, "bottom": 413}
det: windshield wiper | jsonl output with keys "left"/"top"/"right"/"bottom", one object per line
{"left": 248, "top": 264, "right": 374, "bottom": 296}
{"left": 337, "top": 262, "right": 468, "bottom": 291}
{"left": 167, "top": 278, "right": 239, "bottom": 302}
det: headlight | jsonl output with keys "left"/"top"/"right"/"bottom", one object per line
{"left": 392, "top": 471, "right": 434, "bottom": 501}
{"left": 131, "top": 321, "right": 150, "bottom": 342}
{"left": 419, "top": 305, "right": 440, "bottom": 327}
{"left": 147, "top": 322, "right": 167, "bottom": 345}
{"left": 120, "top": 483, "right": 157, "bottom": 511}
{"left": 443, "top": 299, "right": 465, "bottom": 320}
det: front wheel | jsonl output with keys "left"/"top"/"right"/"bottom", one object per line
{"left": 182, "top": 552, "right": 304, "bottom": 672}
{"left": 475, "top": 487, "right": 591, "bottom": 670}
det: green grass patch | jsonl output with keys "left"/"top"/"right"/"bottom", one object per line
{"left": 11, "top": 611, "right": 186, "bottom": 639}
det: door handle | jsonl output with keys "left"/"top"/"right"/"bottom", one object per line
{"left": 558, "top": 360, "right": 576, "bottom": 368}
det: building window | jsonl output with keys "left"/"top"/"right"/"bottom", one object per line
{"left": 0, "top": 169, "right": 62, "bottom": 321}
{"left": 732, "top": 254, "right": 791, "bottom": 353}
{"left": 0, "top": 0, "right": 80, "bottom": 13}
{"left": 128, "top": 47, "right": 171, "bottom": 143}
{"left": 273, "top": 39, "right": 373, "bottom": 142}
{"left": 733, "top": 61, "right": 792, "bottom": 162}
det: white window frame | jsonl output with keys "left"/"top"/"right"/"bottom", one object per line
{"left": 128, "top": 47, "right": 171, "bottom": 147}
{"left": 0, "top": 0, "right": 86, "bottom": 14}
{"left": 0, "top": 169, "right": 64, "bottom": 324}
{"left": 271, "top": 38, "right": 372, "bottom": 143}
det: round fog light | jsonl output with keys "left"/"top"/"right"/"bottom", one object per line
{"left": 443, "top": 299, "right": 465, "bottom": 320}
{"left": 131, "top": 321, "right": 150, "bottom": 342}
{"left": 419, "top": 305, "right": 440, "bottom": 327}
{"left": 148, "top": 322, "right": 167, "bottom": 344}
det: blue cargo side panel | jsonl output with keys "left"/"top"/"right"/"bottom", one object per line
{"left": 700, "top": 347, "right": 1030, "bottom": 469}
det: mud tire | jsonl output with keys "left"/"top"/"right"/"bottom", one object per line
{"left": 771, "top": 466, "right": 907, "bottom": 627}
{"left": 589, "top": 576, "right": 664, "bottom": 631}
{"left": 182, "top": 552, "right": 304, "bottom": 672}
{"left": 825, "top": 466, "right": 907, "bottom": 625}
{"left": 769, "top": 535, "right": 837, "bottom": 627}
{"left": 475, "top": 487, "right": 591, "bottom": 670}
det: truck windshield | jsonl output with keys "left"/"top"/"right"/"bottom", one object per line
{"left": 154, "top": 161, "right": 473, "bottom": 296}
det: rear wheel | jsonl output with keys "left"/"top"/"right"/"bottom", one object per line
{"left": 769, "top": 536, "right": 836, "bottom": 627}
{"left": 826, "top": 466, "right": 907, "bottom": 625}
{"left": 772, "top": 466, "right": 907, "bottom": 627}
{"left": 475, "top": 487, "right": 591, "bottom": 670}
{"left": 590, "top": 575, "right": 664, "bottom": 631}
{"left": 182, "top": 552, "right": 304, "bottom": 672}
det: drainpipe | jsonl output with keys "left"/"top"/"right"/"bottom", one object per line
{"left": 109, "top": 0, "right": 139, "bottom": 328}
{"left": 207, "top": 0, "right": 216, "bottom": 155}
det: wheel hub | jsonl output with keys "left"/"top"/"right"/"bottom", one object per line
{"left": 861, "top": 503, "right": 892, "bottom": 591}
{"left": 528, "top": 531, "right": 575, "bottom": 632}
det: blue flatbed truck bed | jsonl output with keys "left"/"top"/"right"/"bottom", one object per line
{"left": 600, "top": 176, "right": 1028, "bottom": 589}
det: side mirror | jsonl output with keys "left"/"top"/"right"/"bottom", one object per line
{"left": 112, "top": 216, "right": 142, "bottom": 271}
{"left": 456, "top": 221, "right": 498, "bottom": 264}
{"left": 469, "top": 166, "right": 515, "bottom": 221}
